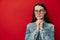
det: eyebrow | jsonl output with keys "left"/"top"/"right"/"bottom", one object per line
{"left": 35, "top": 9, "right": 44, "bottom": 10}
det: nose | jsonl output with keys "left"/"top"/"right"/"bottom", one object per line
{"left": 38, "top": 12, "right": 40, "bottom": 15}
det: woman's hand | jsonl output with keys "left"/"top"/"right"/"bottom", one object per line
{"left": 36, "top": 20, "right": 44, "bottom": 30}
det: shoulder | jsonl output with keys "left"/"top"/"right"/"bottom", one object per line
{"left": 46, "top": 23, "right": 54, "bottom": 31}
{"left": 47, "top": 23, "right": 54, "bottom": 28}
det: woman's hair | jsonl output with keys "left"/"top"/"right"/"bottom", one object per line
{"left": 32, "top": 3, "right": 51, "bottom": 23}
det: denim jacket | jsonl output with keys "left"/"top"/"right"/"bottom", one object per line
{"left": 25, "top": 21, "right": 54, "bottom": 40}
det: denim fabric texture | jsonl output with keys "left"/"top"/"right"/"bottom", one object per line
{"left": 25, "top": 21, "right": 54, "bottom": 40}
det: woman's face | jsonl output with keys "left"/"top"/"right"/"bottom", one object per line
{"left": 34, "top": 5, "right": 46, "bottom": 20}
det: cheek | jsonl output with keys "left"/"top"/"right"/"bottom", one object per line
{"left": 41, "top": 14, "right": 45, "bottom": 18}
{"left": 41, "top": 13, "right": 46, "bottom": 16}
{"left": 42, "top": 14, "right": 44, "bottom": 16}
{"left": 34, "top": 14, "right": 38, "bottom": 19}
{"left": 35, "top": 14, "right": 37, "bottom": 17}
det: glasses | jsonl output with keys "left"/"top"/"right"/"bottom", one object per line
{"left": 34, "top": 9, "right": 45, "bottom": 14}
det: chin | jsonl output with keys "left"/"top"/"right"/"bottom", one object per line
{"left": 37, "top": 17, "right": 43, "bottom": 20}
{"left": 37, "top": 18, "right": 42, "bottom": 20}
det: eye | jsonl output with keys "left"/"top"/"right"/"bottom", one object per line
{"left": 39, "top": 9, "right": 44, "bottom": 12}
{"left": 35, "top": 10, "right": 38, "bottom": 12}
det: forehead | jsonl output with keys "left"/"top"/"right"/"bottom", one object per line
{"left": 34, "top": 5, "right": 44, "bottom": 10}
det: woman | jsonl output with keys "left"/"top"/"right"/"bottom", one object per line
{"left": 25, "top": 3, "right": 54, "bottom": 40}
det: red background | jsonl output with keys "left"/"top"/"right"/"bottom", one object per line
{"left": 0, "top": 0, "right": 60, "bottom": 40}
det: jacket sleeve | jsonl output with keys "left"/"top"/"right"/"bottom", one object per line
{"left": 49, "top": 24, "right": 54, "bottom": 40}
{"left": 44, "top": 24, "right": 54, "bottom": 40}
{"left": 25, "top": 23, "right": 38, "bottom": 40}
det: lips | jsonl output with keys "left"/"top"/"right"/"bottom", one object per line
{"left": 37, "top": 16, "right": 41, "bottom": 17}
